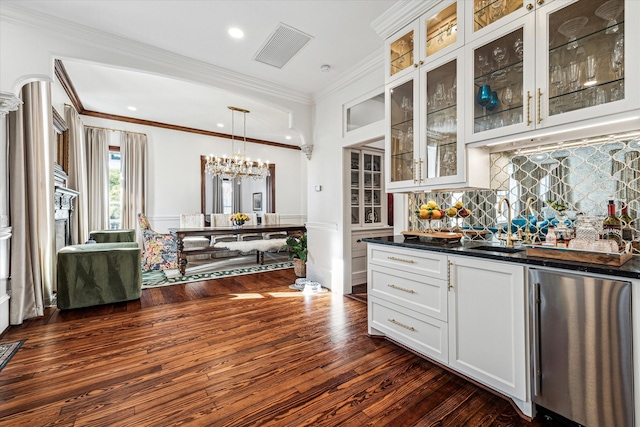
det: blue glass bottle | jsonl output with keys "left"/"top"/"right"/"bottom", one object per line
{"left": 476, "top": 85, "right": 491, "bottom": 106}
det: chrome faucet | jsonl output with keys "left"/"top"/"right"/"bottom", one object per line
{"left": 498, "top": 197, "right": 520, "bottom": 248}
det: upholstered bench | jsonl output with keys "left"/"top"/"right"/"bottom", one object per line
{"left": 213, "top": 238, "right": 288, "bottom": 265}
{"left": 56, "top": 242, "right": 142, "bottom": 309}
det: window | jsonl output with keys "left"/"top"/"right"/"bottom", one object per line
{"left": 222, "top": 180, "right": 233, "bottom": 214}
{"left": 109, "top": 150, "right": 122, "bottom": 229}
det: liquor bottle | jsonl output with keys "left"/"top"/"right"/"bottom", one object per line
{"left": 620, "top": 202, "right": 634, "bottom": 242}
{"left": 602, "top": 200, "right": 622, "bottom": 246}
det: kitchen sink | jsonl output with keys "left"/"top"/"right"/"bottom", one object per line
{"left": 468, "top": 245, "right": 525, "bottom": 254}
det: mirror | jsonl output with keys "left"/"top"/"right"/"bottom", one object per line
{"left": 52, "top": 107, "right": 69, "bottom": 173}
{"left": 200, "top": 155, "right": 276, "bottom": 224}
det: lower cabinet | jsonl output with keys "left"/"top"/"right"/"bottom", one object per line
{"left": 447, "top": 255, "right": 527, "bottom": 402}
{"left": 367, "top": 244, "right": 529, "bottom": 414}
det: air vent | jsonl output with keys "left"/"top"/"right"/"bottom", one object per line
{"left": 253, "top": 23, "right": 313, "bottom": 69}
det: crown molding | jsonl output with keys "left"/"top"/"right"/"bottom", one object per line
{"left": 371, "top": 0, "right": 442, "bottom": 40}
{"left": 312, "top": 48, "right": 384, "bottom": 102}
{"left": 1, "top": 4, "right": 313, "bottom": 106}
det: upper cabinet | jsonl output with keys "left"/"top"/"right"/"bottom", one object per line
{"left": 465, "top": 0, "right": 639, "bottom": 143}
{"left": 350, "top": 149, "right": 386, "bottom": 228}
{"left": 467, "top": 0, "right": 527, "bottom": 39}
{"left": 385, "top": 0, "right": 465, "bottom": 84}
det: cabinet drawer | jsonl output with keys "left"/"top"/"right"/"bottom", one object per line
{"left": 368, "top": 245, "right": 447, "bottom": 279}
{"left": 369, "top": 265, "right": 447, "bottom": 322}
{"left": 370, "top": 297, "right": 448, "bottom": 364}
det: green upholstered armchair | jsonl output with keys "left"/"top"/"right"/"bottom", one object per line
{"left": 89, "top": 229, "right": 136, "bottom": 243}
{"left": 56, "top": 242, "right": 142, "bottom": 310}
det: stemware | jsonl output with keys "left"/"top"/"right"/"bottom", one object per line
{"left": 610, "top": 47, "right": 623, "bottom": 79}
{"left": 435, "top": 83, "right": 446, "bottom": 109}
{"left": 476, "top": 52, "right": 491, "bottom": 83}
{"left": 489, "top": 0, "right": 504, "bottom": 22}
{"left": 501, "top": 85, "right": 514, "bottom": 108}
{"left": 558, "top": 17, "right": 588, "bottom": 51}
{"left": 595, "top": 0, "right": 624, "bottom": 35}
{"left": 585, "top": 55, "right": 597, "bottom": 85}
{"left": 401, "top": 96, "right": 413, "bottom": 120}
{"left": 513, "top": 37, "right": 524, "bottom": 71}
{"left": 486, "top": 91, "right": 499, "bottom": 111}
{"left": 491, "top": 44, "right": 509, "bottom": 80}
{"left": 568, "top": 61, "right": 582, "bottom": 104}
{"left": 476, "top": 85, "right": 492, "bottom": 106}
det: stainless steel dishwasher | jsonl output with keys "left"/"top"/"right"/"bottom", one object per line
{"left": 529, "top": 269, "right": 633, "bottom": 427}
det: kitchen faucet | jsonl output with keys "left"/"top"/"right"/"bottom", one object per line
{"left": 522, "top": 197, "right": 540, "bottom": 244}
{"left": 498, "top": 197, "right": 520, "bottom": 248}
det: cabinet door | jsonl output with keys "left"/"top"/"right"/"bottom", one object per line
{"left": 350, "top": 151, "right": 360, "bottom": 225}
{"left": 419, "top": 50, "right": 467, "bottom": 187}
{"left": 422, "top": 0, "right": 465, "bottom": 63}
{"left": 535, "top": 0, "right": 639, "bottom": 129}
{"left": 466, "top": 0, "right": 533, "bottom": 40}
{"left": 448, "top": 256, "right": 527, "bottom": 401}
{"left": 386, "top": 74, "right": 419, "bottom": 190}
{"left": 465, "top": 12, "right": 537, "bottom": 143}
{"left": 385, "top": 20, "right": 420, "bottom": 83}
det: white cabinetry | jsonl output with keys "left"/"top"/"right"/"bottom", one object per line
{"left": 465, "top": 0, "right": 640, "bottom": 144}
{"left": 367, "top": 243, "right": 530, "bottom": 415}
{"left": 448, "top": 255, "right": 527, "bottom": 401}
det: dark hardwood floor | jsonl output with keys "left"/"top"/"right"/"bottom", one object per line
{"left": 0, "top": 268, "right": 564, "bottom": 426}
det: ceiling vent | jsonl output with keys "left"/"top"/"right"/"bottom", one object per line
{"left": 253, "top": 23, "right": 313, "bottom": 69}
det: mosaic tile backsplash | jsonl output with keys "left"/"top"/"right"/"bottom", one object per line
{"left": 409, "top": 132, "right": 640, "bottom": 244}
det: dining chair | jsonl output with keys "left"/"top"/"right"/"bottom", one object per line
{"left": 138, "top": 213, "right": 178, "bottom": 271}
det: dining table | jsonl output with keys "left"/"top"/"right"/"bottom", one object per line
{"left": 169, "top": 223, "right": 306, "bottom": 276}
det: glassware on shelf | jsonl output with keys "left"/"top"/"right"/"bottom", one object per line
{"left": 551, "top": 64, "right": 567, "bottom": 97}
{"left": 486, "top": 91, "right": 499, "bottom": 111}
{"left": 477, "top": 52, "right": 491, "bottom": 83}
{"left": 595, "top": 0, "right": 624, "bottom": 35}
{"left": 501, "top": 85, "right": 514, "bottom": 108}
{"left": 489, "top": 0, "right": 504, "bottom": 22}
{"left": 568, "top": 61, "right": 582, "bottom": 103}
{"left": 491, "top": 43, "right": 509, "bottom": 80}
{"left": 513, "top": 37, "right": 524, "bottom": 71}
{"left": 558, "top": 17, "right": 588, "bottom": 51}
{"left": 585, "top": 55, "right": 597, "bottom": 85}
{"left": 401, "top": 96, "right": 413, "bottom": 120}
{"left": 477, "top": 85, "right": 492, "bottom": 106}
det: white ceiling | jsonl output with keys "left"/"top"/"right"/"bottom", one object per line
{"left": 3, "top": 0, "right": 400, "bottom": 146}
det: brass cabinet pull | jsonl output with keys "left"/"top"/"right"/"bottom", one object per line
{"left": 413, "top": 160, "right": 419, "bottom": 183}
{"left": 414, "top": 63, "right": 419, "bottom": 68}
{"left": 447, "top": 260, "right": 453, "bottom": 291}
{"left": 537, "top": 0, "right": 544, "bottom": 5}
{"left": 389, "top": 318, "right": 416, "bottom": 331}
{"left": 418, "top": 158, "right": 424, "bottom": 183}
{"left": 526, "top": 91, "right": 532, "bottom": 126}
{"left": 537, "top": 88, "right": 543, "bottom": 124}
{"left": 388, "top": 284, "right": 416, "bottom": 294}
{"left": 526, "top": 3, "right": 534, "bottom": 10}
{"left": 387, "top": 256, "right": 415, "bottom": 264}
{"left": 419, "top": 60, "right": 424, "bottom": 65}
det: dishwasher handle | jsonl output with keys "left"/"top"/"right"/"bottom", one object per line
{"left": 530, "top": 281, "right": 541, "bottom": 398}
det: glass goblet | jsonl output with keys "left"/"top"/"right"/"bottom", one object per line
{"left": 476, "top": 85, "right": 492, "bottom": 107}
{"left": 486, "top": 91, "right": 499, "bottom": 111}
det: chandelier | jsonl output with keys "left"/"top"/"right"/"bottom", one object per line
{"left": 205, "top": 106, "right": 270, "bottom": 180}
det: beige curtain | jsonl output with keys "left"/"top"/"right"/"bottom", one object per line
{"left": 65, "top": 106, "right": 89, "bottom": 244}
{"left": 120, "top": 132, "right": 147, "bottom": 245}
{"left": 8, "top": 81, "right": 56, "bottom": 324}
{"left": 85, "top": 127, "right": 110, "bottom": 231}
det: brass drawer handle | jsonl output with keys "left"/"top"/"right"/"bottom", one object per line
{"left": 387, "top": 256, "right": 415, "bottom": 264}
{"left": 388, "top": 284, "right": 416, "bottom": 294}
{"left": 537, "top": 88, "right": 542, "bottom": 124}
{"left": 526, "top": 91, "right": 532, "bottom": 126}
{"left": 389, "top": 318, "right": 416, "bottom": 331}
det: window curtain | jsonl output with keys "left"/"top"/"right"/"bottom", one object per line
{"left": 64, "top": 106, "right": 89, "bottom": 244}
{"left": 120, "top": 131, "right": 147, "bottom": 246}
{"left": 266, "top": 167, "right": 274, "bottom": 213}
{"left": 232, "top": 178, "right": 241, "bottom": 212}
{"left": 211, "top": 176, "right": 224, "bottom": 213}
{"left": 85, "top": 127, "right": 110, "bottom": 231}
{"left": 8, "top": 81, "right": 55, "bottom": 324}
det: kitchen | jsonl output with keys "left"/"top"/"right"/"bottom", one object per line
{"left": 357, "top": 0, "right": 639, "bottom": 425}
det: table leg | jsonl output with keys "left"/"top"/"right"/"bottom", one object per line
{"left": 177, "top": 236, "right": 187, "bottom": 276}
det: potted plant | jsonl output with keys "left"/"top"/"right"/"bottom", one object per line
{"left": 286, "top": 233, "right": 307, "bottom": 277}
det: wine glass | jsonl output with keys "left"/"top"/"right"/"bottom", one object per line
{"left": 489, "top": 0, "right": 504, "bottom": 22}
{"left": 558, "top": 17, "right": 588, "bottom": 51}
{"left": 513, "top": 37, "right": 524, "bottom": 71}
{"left": 568, "top": 61, "right": 582, "bottom": 104}
{"left": 477, "top": 52, "right": 491, "bottom": 82}
{"left": 492, "top": 44, "right": 509, "bottom": 80}
{"left": 502, "top": 85, "right": 514, "bottom": 108}
{"left": 486, "top": 91, "right": 499, "bottom": 111}
{"left": 477, "top": 85, "right": 492, "bottom": 107}
{"left": 610, "top": 48, "right": 623, "bottom": 79}
{"left": 595, "top": 0, "right": 624, "bottom": 35}
{"left": 401, "top": 96, "right": 413, "bottom": 120}
{"left": 435, "top": 83, "right": 446, "bottom": 109}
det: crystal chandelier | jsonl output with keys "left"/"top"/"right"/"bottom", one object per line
{"left": 205, "top": 106, "right": 270, "bottom": 180}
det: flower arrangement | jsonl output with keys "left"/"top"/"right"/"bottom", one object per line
{"left": 230, "top": 213, "right": 249, "bottom": 223}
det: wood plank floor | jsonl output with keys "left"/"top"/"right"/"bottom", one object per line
{"left": 0, "top": 269, "right": 565, "bottom": 426}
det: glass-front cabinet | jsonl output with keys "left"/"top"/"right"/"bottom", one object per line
{"left": 465, "top": 0, "right": 638, "bottom": 143}
{"left": 350, "top": 149, "right": 384, "bottom": 227}
{"left": 387, "top": 75, "right": 417, "bottom": 189}
{"left": 386, "top": 0, "right": 464, "bottom": 83}
{"left": 468, "top": 0, "right": 526, "bottom": 37}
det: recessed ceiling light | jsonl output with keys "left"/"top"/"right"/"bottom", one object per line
{"left": 285, "top": 135, "right": 292, "bottom": 140}
{"left": 127, "top": 106, "right": 137, "bottom": 111}
{"left": 217, "top": 123, "right": 224, "bottom": 128}
{"left": 229, "top": 28, "right": 244, "bottom": 39}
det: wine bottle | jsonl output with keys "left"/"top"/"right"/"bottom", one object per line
{"left": 620, "top": 202, "right": 634, "bottom": 242}
{"left": 602, "top": 200, "right": 622, "bottom": 246}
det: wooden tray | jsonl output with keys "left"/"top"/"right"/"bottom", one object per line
{"left": 524, "top": 244, "right": 633, "bottom": 266}
{"left": 402, "top": 230, "right": 464, "bottom": 243}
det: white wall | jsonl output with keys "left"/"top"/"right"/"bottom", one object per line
{"left": 307, "top": 57, "right": 386, "bottom": 293}
{"left": 79, "top": 115, "right": 307, "bottom": 233}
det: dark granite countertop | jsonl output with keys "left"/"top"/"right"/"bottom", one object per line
{"left": 362, "top": 235, "right": 640, "bottom": 280}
